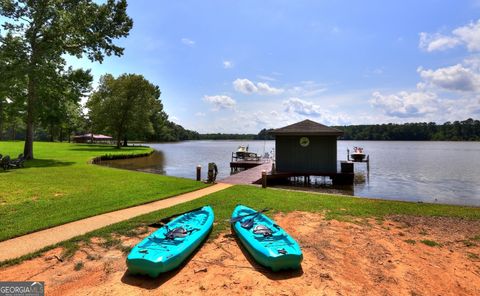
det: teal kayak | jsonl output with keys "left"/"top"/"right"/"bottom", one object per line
{"left": 231, "top": 205, "right": 303, "bottom": 271}
{"left": 127, "top": 206, "right": 214, "bottom": 277}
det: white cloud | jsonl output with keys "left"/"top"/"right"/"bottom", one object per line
{"left": 257, "top": 75, "right": 276, "bottom": 81}
{"left": 419, "top": 20, "right": 480, "bottom": 52}
{"left": 233, "top": 78, "right": 284, "bottom": 95}
{"left": 223, "top": 60, "right": 233, "bottom": 69}
{"left": 181, "top": 38, "right": 195, "bottom": 47}
{"left": 283, "top": 97, "right": 322, "bottom": 116}
{"left": 371, "top": 54, "right": 480, "bottom": 122}
{"left": 203, "top": 95, "right": 236, "bottom": 110}
{"left": 418, "top": 64, "right": 480, "bottom": 92}
{"left": 256, "top": 82, "right": 284, "bottom": 95}
{"left": 419, "top": 32, "right": 460, "bottom": 52}
{"left": 453, "top": 20, "right": 480, "bottom": 51}
{"left": 370, "top": 91, "right": 438, "bottom": 118}
{"left": 233, "top": 79, "right": 258, "bottom": 94}
{"left": 195, "top": 112, "right": 206, "bottom": 117}
{"left": 441, "top": 97, "right": 480, "bottom": 120}
{"left": 465, "top": 56, "right": 480, "bottom": 70}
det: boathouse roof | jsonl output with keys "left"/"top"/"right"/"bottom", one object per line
{"left": 270, "top": 119, "right": 344, "bottom": 136}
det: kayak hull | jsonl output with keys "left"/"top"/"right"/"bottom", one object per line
{"left": 231, "top": 205, "right": 303, "bottom": 271}
{"left": 127, "top": 206, "right": 214, "bottom": 277}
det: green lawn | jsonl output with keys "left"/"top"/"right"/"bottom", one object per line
{"left": 0, "top": 141, "right": 206, "bottom": 241}
{"left": 95, "top": 185, "right": 480, "bottom": 240}
{"left": 2, "top": 183, "right": 480, "bottom": 267}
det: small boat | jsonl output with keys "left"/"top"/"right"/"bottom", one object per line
{"left": 127, "top": 206, "right": 214, "bottom": 277}
{"left": 234, "top": 145, "right": 260, "bottom": 160}
{"left": 231, "top": 205, "right": 303, "bottom": 271}
{"left": 351, "top": 146, "right": 366, "bottom": 162}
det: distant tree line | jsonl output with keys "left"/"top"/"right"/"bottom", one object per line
{"left": 196, "top": 129, "right": 276, "bottom": 140}
{"left": 198, "top": 133, "right": 256, "bottom": 140}
{"left": 333, "top": 119, "right": 480, "bottom": 141}
{"left": 195, "top": 120, "right": 480, "bottom": 141}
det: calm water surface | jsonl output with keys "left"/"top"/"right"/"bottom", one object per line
{"left": 101, "top": 141, "right": 480, "bottom": 206}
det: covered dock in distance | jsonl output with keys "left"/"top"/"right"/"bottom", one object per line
{"left": 73, "top": 133, "right": 113, "bottom": 144}
{"left": 269, "top": 119, "right": 354, "bottom": 185}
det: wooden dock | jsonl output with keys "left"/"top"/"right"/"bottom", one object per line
{"left": 230, "top": 160, "right": 266, "bottom": 172}
{"left": 221, "top": 160, "right": 272, "bottom": 185}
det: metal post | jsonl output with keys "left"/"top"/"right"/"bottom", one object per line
{"left": 196, "top": 165, "right": 201, "bottom": 181}
{"left": 261, "top": 170, "right": 267, "bottom": 188}
{"left": 366, "top": 155, "right": 370, "bottom": 183}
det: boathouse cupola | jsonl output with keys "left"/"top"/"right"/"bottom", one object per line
{"left": 270, "top": 119, "right": 344, "bottom": 174}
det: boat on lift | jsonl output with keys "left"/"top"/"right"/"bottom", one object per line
{"left": 234, "top": 145, "right": 260, "bottom": 160}
{"left": 350, "top": 146, "right": 366, "bottom": 162}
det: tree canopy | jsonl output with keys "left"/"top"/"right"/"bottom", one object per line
{"left": 0, "top": 0, "right": 133, "bottom": 158}
{"left": 87, "top": 74, "right": 162, "bottom": 148}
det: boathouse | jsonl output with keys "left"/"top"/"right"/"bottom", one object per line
{"left": 270, "top": 119, "right": 343, "bottom": 174}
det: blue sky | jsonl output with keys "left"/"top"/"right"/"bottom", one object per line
{"left": 66, "top": 0, "right": 480, "bottom": 133}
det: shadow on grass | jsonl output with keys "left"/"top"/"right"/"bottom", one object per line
{"left": 68, "top": 144, "right": 119, "bottom": 152}
{"left": 0, "top": 158, "right": 74, "bottom": 172}
{"left": 120, "top": 230, "right": 211, "bottom": 290}
{"left": 26, "top": 159, "right": 75, "bottom": 168}
{"left": 228, "top": 229, "right": 304, "bottom": 280}
{"left": 68, "top": 144, "right": 150, "bottom": 153}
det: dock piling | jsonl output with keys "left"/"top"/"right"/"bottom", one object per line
{"left": 196, "top": 165, "right": 201, "bottom": 181}
{"left": 261, "top": 170, "right": 267, "bottom": 188}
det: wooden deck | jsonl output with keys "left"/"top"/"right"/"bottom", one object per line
{"left": 221, "top": 160, "right": 272, "bottom": 185}
{"left": 230, "top": 160, "right": 265, "bottom": 171}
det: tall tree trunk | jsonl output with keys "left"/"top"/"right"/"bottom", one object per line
{"left": 24, "top": 76, "right": 36, "bottom": 159}
{"left": 50, "top": 124, "right": 54, "bottom": 142}
{"left": 123, "top": 136, "right": 128, "bottom": 147}
{"left": 60, "top": 127, "right": 63, "bottom": 142}
{"left": 0, "top": 102, "right": 3, "bottom": 141}
{"left": 12, "top": 124, "right": 16, "bottom": 141}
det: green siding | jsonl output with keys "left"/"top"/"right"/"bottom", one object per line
{"left": 275, "top": 135, "right": 337, "bottom": 173}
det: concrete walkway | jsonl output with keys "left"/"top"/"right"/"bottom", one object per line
{"left": 0, "top": 183, "right": 232, "bottom": 262}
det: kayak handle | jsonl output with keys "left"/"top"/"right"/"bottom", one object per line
{"left": 230, "top": 208, "right": 270, "bottom": 223}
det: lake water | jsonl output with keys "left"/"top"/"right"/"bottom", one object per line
{"left": 100, "top": 141, "right": 480, "bottom": 207}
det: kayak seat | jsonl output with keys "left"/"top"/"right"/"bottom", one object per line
{"left": 253, "top": 225, "right": 273, "bottom": 237}
{"left": 165, "top": 227, "right": 188, "bottom": 240}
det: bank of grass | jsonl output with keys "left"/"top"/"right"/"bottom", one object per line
{"left": 5, "top": 184, "right": 480, "bottom": 268}
{"left": 72, "top": 184, "right": 480, "bottom": 241}
{"left": 0, "top": 141, "right": 207, "bottom": 241}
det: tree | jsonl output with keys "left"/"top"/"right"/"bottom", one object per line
{"left": 0, "top": 0, "right": 133, "bottom": 159}
{"left": 87, "top": 74, "right": 161, "bottom": 148}
{"left": 0, "top": 34, "right": 27, "bottom": 140}
{"left": 255, "top": 128, "right": 275, "bottom": 140}
{"left": 38, "top": 68, "right": 92, "bottom": 141}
